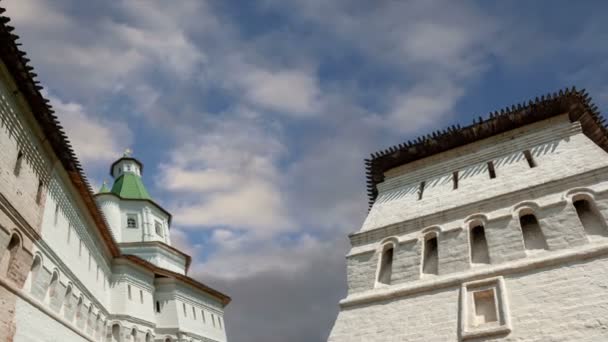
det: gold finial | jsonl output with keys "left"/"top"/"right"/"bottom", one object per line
{"left": 123, "top": 148, "right": 133, "bottom": 157}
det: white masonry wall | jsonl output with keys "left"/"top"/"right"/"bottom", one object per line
{"left": 329, "top": 115, "right": 608, "bottom": 341}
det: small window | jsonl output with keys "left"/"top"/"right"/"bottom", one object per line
{"left": 470, "top": 225, "right": 490, "bottom": 264}
{"left": 574, "top": 198, "right": 608, "bottom": 238}
{"left": 201, "top": 310, "right": 206, "bottom": 323}
{"left": 418, "top": 181, "right": 425, "bottom": 200}
{"left": 422, "top": 235, "right": 438, "bottom": 275}
{"left": 67, "top": 225, "right": 71, "bottom": 244}
{"left": 519, "top": 214, "right": 548, "bottom": 251}
{"left": 377, "top": 244, "right": 394, "bottom": 285}
{"left": 183, "top": 303, "right": 187, "bottom": 317}
{"left": 523, "top": 150, "right": 536, "bottom": 168}
{"left": 36, "top": 180, "right": 44, "bottom": 204}
{"left": 155, "top": 221, "right": 163, "bottom": 236}
{"left": 460, "top": 277, "right": 511, "bottom": 339}
{"left": 193, "top": 307, "right": 196, "bottom": 319}
{"left": 140, "top": 290, "right": 144, "bottom": 304}
{"left": 156, "top": 301, "right": 161, "bottom": 313}
{"left": 127, "top": 215, "right": 138, "bottom": 229}
{"left": 79, "top": 240, "right": 82, "bottom": 257}
{"left": 487, "top": 161, "right": 496, "bottom": 179}
{"left": 452, "top": 171, "right": 459, "bottom": 190}
{"left": 218, "top": 317, "right": 223, "bottom": 329}
{"left": 54, "top": 204, "right": 59, "bottom": 226}
{"left": 128, "top": 285, "right": 132, "bottom": 300}
{"left": 212, "top": 314, "right": 216, "bottom": 327}
{"left": 13, "top": 150, "right": 23, "bottom": 176}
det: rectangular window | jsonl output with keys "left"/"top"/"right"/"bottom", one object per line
{"left": 67, "top": 225, "right": 72, "bottom": 244}
{"left": 453, "top": 171, "right": 459, "bottom": 190}
{"left": 156, "top": 301, "right": 161, "bottom": 313}
{"left": 422, "top": 235, "right": 438, "bottom": 275}
{"left": 219, "top": 317, "right": 223, "bottom": 329}
{"left": 193, "top": 307, "right": 196, "bottom": 319}
{"left": 212, "top": 314, "right": 216, "bottom": 327}
{"left": 460, "top": 277, "right": 511, "bottom": 340}
{"left": 523, "top": 150, "right": 536, "bottom": 168}
{"left": 155, "top": 221, "right": 163, "bottom": 236}
{"left": 79, "top": 240, "right": 83, "bottom": 257}
{"left": 201, "top": 310, "right": 206, "bottom": 323}
{"left": 13, "top": 150, "right": 23, "bottom": 176}
{"left": 128, "top": 285, "right": 132, "bottom": 300}
{"left": 183, "top": 303, "right": 187, "bottom": 317}
{"left": 127, "top": 214, "right": 138, "bottom": 228}
{"left": 487, "top": 161, "right": 496, "bottom": 179}
{"left": 140, "top": 290, "right": 144, "bottom": 304}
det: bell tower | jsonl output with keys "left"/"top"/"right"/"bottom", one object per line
{"left": 95, "top": 150, "right": 190, "bottom": 275}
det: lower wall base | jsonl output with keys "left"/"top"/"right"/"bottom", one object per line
{"left": 328, "top": 255, "right": 608, "bottom": 341}
{"left": 14, "top": 297, "right": 88, "bottom": 342}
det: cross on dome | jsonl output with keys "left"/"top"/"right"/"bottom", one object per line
{"left": 123, "top": 148, "right": 133, "bottom": 157}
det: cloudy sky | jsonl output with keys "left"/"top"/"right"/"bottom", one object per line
{"left": 4, "top": 1, "right": 608, "bottom": 341}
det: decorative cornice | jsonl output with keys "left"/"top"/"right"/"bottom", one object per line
{"left": 365, "top": 87, "right": 607, "bottom": 208}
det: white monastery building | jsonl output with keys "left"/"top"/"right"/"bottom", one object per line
{"left": 329, "top": 88, "right": 608, "bottom": 341}
{"left": 0, "top": 7, "right": 230, "bottom": 342}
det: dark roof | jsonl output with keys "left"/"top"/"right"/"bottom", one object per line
{"left": 365, "top": 87, "right": 607, "bottom": 208}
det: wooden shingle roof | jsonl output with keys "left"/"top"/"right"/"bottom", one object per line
{"left": 365, "top": 87, "right": 607, "bottom": 208}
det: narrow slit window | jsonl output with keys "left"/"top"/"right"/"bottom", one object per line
{"left": 156, "top": 301, "right": 161, "bottom": 313}
{"left": 487, "top": 161, "right": 496, "bottom": 179}
{"left": 36, "top": 180, "right": 44, "bottom": 204}
{"left": 219, "top": 317, "right": 223, "bottom": 329}
{"left": 183, "top": 303, "right": 187, "bottom": 317}
{"left": 523, "top": 150, "right": 536, "bottom": 168}
{"left": 452, "top": 171, "right": 459, "bottom": 190}
{"left": 470, "top": 225, "right": 490, "bottom": 264}
{"left": 574, "top": 199, "right": 608, "bottom": 238}
{"left": 377, "top": 245, "right": 394, "bottom": 285}
{"left": 201, "top": 310, "right": 206, "bottom": 323}
{"left": 422, "top": 235, "right": 439, "bottom": 275}
{"left": 67, "top": 225, "right": 71, "bottom": 244}
{"left": 13, "top": 150, "right": 23, "bottom": 176}
{"left": 519, "top": 214, "right": 548, "bottom": 251}
{"left": 140, "top": 290, "right": 144, "bottom": 304}
{"left": 418, "top": 181, "right": 426, "bottom": 200}
{"left": 193, "top": 307, "right": 196, "bottom": 319}
{"left": 212, "top": 314, "right": 216, "bottom": 327}
{"left": 128, "top": 285, "right": 132, "bottom": 300}
{"left": 54, "top": 204, "right": 59, "bottom": 226}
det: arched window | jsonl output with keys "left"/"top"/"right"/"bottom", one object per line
{"left": 519, "top": 213, "right": 548, "bottom": 251}
{"left": 470, "top": 224, "right": 490, "bottom": 264}
{"left": 377, "top": 243, "right": 394, "bottom": 285}
{"left": 28, "top": 254, "right": 42, "bottom": 292}
{"left": 0, "top": 232, "right": 21, "bottom": 278}
{"left": 145, "top": 332, "right": 153, "bottom": 342}
{"left": 111, "top": 324, "right": 121, "bottom": 342}
{"left": 61, "top": 284, "right": 72, "bottom": 317}
{"left": 13, "top": 150, "right": 23, "bottom": 176}
{"left": 75, "top": 297, "right": 83, "bottom": 323}
{"left": 422, "top": 233, "right": 438, "bottom": 275}
{"left": 46, "top": 270, "right": 59, "bottom": 303}
{"left": 574, "top": 198, "right": 608, "bottom": 238}
{"left": 130, "top": 328, "right": 137, "bottom": 342}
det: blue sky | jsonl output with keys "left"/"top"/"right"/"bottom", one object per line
{"left": 4, "top": 1, "right": 608, "bottom": 341}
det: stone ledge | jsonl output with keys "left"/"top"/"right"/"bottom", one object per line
{"left": 340, "top": 239, "right": 608, "bottom": 308}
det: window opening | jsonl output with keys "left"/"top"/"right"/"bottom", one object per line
{"left": 418, "top": 181, "right": 425, "bottom": 200}
{"left": 377, "top": 245, "right": 394, "bottom": 285}
{"left": 127, "top": 215, "right": 137, "bottom": 229}
{"left": 470, "top": 225, "right": 490, "bottom": 264}
{"left": 155, "top": 221, "right": 163, "bottom": 236}
{"left": 156, "top": 301, "right": 161, "bottom": 313}
{"left": 36, "top": 180, "right": 44, "bottom": 204}
{"left": 487, "top": 161, "right": 496, "bottom": 179}
{"left": 422, "top": 235, "right": 438, "bottom": 275}
{"left": 128, "top": 285, "right": 132, "bottom": 300}
{"left": 452, "top": 171, "right": 459, "bottom": 190}
{"left": 473, "top": 289, "right": 498, "bottom": 326}
{"left": 574, "top": 198, "right": 608, "bottom": 238}
{"left": 523, "top": 150, "right": 536, "bottom": 168}
{"left": 519, "top": 214, "right": 548, "bottom": 251}
{"left": 13, "top": 150, "right": 23, "bottom": 176}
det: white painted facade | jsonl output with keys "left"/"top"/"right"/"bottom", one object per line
{"left": 329, "top": 114, "right": 608, "bottom": 341}
{"left": 0, "top": 28, "right": 230, "bottom": 342}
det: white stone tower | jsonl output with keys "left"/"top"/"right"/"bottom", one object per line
{"left": 96, "top": 151, "right": 189, "bottom": 275}
{"left": 329, "top": 88, "right": 608, "bottom": 341}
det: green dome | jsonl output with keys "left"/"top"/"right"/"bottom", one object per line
{"left": 98, "top": 181, "right": 111, "bottom": 194}
{"left": 110, "top": 173, "right": 151, "bottom": 200}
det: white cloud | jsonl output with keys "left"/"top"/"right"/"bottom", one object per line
{"left": 157, "top": 114, "right": 292, "bottom": 234}
{"left": 238, "top": 68, "right": 320, "bottom": 115}
{"left": 48, "top": 94, "right": 133, "bottom": 165}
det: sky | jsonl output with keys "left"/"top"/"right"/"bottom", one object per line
{"left": 4, "top": 1, "right": 608, "bottom": 341}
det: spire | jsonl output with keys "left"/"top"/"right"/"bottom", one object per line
{"left": 98, "top": 180, "right": 110, "bottom": 194}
